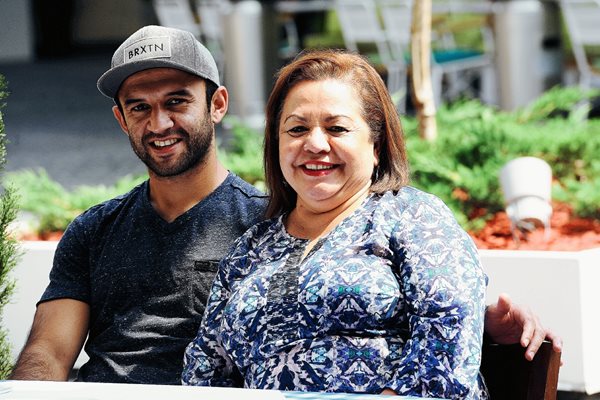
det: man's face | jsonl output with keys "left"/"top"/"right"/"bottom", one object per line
{"left": 114, "top": 68, "right": 214, "bottom": 178}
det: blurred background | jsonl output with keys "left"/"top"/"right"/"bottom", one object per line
{"left": 1, "top": 0, "right": 598, "bottom": 188}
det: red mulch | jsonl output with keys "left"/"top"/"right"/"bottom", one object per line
{"left": 470, "top": 202, "right": 600, "bottom": 251}
{"left": 16, "top": 230, "right": 63, "bottom": 241}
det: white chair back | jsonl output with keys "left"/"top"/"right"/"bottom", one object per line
{"left": 152, "top": 0, "right": 201, "bottom": 37}
{"left": 334, "top": 0, "right": 393, "bottom": 64}
{"left": 334, "top": 0, "right": 408, "bottom": 112}
{"left": 195, "top": 0, "right": 230, "bottom": 80}
{"left": 378, "top": 0, "right": 413, "bottom": 62}
{"left": 560, "top": 0, "right": 600, "bottom": 88}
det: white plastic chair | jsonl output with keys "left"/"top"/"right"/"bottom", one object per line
{"left": 195, "top": 0, "right": 230, "bottom": 81}
{"left": 152, "top": 0, "right": 201, "bottom": 37}
{"left": 379, "top": 0, "right": 496, "bottom": 106}
{"left": 431, "top": 0, "right": 496, "bottom": 104}
{"left": 334, "top": 0, "right": 408, "bottom": 112}
{"left": 559, "top": 0, "right": 600, "bottom": 89}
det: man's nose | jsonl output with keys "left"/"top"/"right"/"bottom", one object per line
{"left": 148, "top": 108, "right": 174, "bottom": 133}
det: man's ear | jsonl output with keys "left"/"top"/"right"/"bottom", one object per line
{"left": 112, "top": 105, "right": 129, "bottom": 135}
{"left": 210, "top": 86, "right": 228, "bottom": 124}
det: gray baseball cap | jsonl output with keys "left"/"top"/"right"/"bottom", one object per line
{"left": 97, "top": 25, "right": 220, "bottom": 98}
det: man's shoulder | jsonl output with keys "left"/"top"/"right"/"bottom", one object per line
{"left": 225, "top": 174, "right": 267, "bottom": 200}
{"left": 55, "top": 181, "right": 148, "bottom": 259}
{"left": 200, "top": 174, "right": 267, "bottom": 233}
{"left": 217, "top": 174, "right": 268, "bottom": 214}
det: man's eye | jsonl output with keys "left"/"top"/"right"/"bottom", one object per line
{"left": 130, "top": 104, "right": 149, "bottom": 112}
{"left": 286, "top": 126, "right": 308, "bottom": 137}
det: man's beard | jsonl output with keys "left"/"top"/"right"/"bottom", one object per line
{"left": 129, "top": 121, "right": 214, "bottom": 178}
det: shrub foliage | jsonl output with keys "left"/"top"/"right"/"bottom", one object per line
{"left": 0, "top": 74, "right": 20, "bottom": 378}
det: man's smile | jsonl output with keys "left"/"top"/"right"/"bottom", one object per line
{"left": 152, "top": 138, "right": 180, "bottom": 148}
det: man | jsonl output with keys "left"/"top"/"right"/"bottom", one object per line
{"left": 10, "top": 25, "right": 267, "bottom": 384}
{"left": 10, "top": 25, "right": 561, "bottom": 385}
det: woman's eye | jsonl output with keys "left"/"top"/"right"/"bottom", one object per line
{"left": 286, "top": 126, "right": 308, "bottom": 137}
{"left": 167, "top": 98, "right": 184, "bottom": 106}
{"left": 328, "top": 125, "right": 349, "bottom": 134}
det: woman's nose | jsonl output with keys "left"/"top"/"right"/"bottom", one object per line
{"left": 303, "top": 128, "right": 331, "bottom": 153}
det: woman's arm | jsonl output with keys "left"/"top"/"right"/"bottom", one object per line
{"left": 385, "top": 193, "right": 487, "bottom": 399}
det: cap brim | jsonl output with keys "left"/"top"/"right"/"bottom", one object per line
{"left": 97, "top": 59, "right": 215, "bottom": 99}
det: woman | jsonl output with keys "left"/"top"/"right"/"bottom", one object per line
{"left": 182, "top": 49, "right": 488, "bottom": 399}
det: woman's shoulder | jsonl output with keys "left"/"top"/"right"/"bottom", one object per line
{"left": 217, "top": 216, "right": 288, "bottom": 283}
{"left": 370, "top": 187, "right": 467, "bottom": 239}
{"left": 378, "top": 186, "right": 449, "bottom": 212}
{"left": 239, "top": 216, "right": 281, "bottom": 240}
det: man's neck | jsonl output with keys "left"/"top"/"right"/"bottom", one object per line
{"left": 147, "top": 155, "right": 229, "bottom": 223}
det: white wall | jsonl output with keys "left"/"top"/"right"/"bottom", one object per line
{"left": 481, "top": 248, "right": 600, "bottom": 395}
{"left": 4, "top": 241, "right": 88, "bottom": 369}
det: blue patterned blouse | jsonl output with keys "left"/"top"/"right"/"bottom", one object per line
{"left": 182, "top": 187, "right": 488, "bottom": 399}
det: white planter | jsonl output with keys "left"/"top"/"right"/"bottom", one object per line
{"left": 4, "top": 241, "right": 88, "bottom": 368}
{"left": 481, "top": 248, "right": 600, "bottom": 394}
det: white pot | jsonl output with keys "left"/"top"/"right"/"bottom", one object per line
{"left": 499, "top": 157, "right": 552, "bottom": 228}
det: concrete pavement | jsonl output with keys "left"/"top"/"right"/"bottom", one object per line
{"left": 1, "top": 54, "right": 149, "bottom": 189}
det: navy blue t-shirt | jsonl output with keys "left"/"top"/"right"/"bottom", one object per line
{"left": 40, "top": 173, "right": 267, "bottom": 384}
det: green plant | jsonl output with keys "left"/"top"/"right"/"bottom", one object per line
{"left": 6, "top": 169, "right": 147, "bottom": 235}
{"left": 218, "top": 118, "right": 265, "bottom": 191}
{"left": 407, "top": 87, "right": 600, "bottom": 231}
{"left": 9, "top": 118, "right": 267, "bottom": 237}
{"left": 211, "top": 87, "right": 598, "bottom": 232}
{"left": 0, "top": 74, "right": 20, "bottom": 378}
{"left": 212, "top": 87, "right": 600, "bottom": 233}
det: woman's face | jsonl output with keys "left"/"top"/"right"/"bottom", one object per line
{"left": 278, "top": 79, "right": 379, "bottom": 213}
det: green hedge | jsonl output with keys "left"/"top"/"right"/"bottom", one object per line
{"left": 0, "top": 74, "right": 20, "bottom": 378}
{"left": 6, "top": 170, "right": 147, "bottom": 235}
{"left": 410, "top": 87, "right": 600, "bottom": 230}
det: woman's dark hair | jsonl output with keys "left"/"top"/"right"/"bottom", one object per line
{"left": 263, "top": 49, "right": 410, "bottom": 218}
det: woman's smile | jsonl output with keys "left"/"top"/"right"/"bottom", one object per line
{"left": 301, "top": 161, "right": 339, "bottom": 176}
